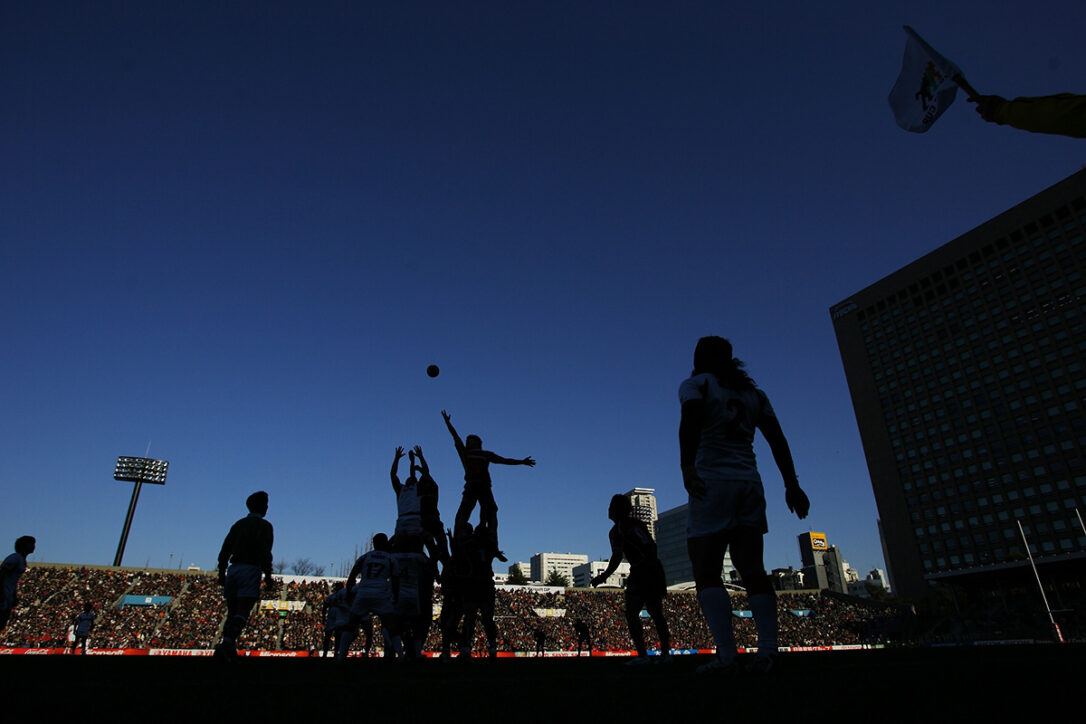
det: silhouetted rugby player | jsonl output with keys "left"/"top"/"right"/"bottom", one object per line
{"left": 442, "top": 409, "right": 535, "bottom": 562}
{"left": 0, "top": 535, "right": 35, "bottom": 632}
{"left": 458, "top": 520, "right": 499, "bottom": 659}
{"left": 679, "top": 336, "right": 809, "bottom": 676}
{"left": 216, "top": 491, "right": 274, "bottom": 660}
{"left": 592, "top": 494, "right": 670, "bottom": 663}
{"left": 412, "top": 445, "right": 450, "bottom": 568}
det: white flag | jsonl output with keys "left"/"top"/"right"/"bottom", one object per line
{"left": 888, "top": 26, "right": 963, "bottom": 133}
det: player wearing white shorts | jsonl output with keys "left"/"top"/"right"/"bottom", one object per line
{"left": 321, "top": 582, "right": 352, "bottom": 658}
{"left": 393, "top": 544, "right": 435, "bottom": 658}
{"left": 679, "top": 336, "right": 809, "bottom": 676}
{"left": 215, "top": 491, "right": 275, "bottom": 660}
{"left": 340, "top": 534, "right": 399, "bottom": 660}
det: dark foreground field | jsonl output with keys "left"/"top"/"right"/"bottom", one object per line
{"left": 2, "top": 645, "right": 1078, "bottom": 721}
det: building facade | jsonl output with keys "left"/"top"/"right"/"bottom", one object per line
{"left": 832, "top": 169, "right": 1086, "bottom": 600}
{"left": 572, "top": 560, "right": 630, "bottom": 588}
{"left": 624, "top": 487, "right": 658, "bottom": 538}
{"left": 655, "top": 503, "right": 735, "bottom": 587}
{"left": 530, "top": 552, "right": 588, "bottom": 587}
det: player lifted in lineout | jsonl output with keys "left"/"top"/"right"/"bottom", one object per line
{"left": 591, "top": 494, "right": 671, "bottom": 664}
{"left": 441, "top": 409, "right": 535, "bottom": 562}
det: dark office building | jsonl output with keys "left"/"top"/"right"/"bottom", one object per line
{"left": 831, "top": 169, "right": 1086, "bottom": 603}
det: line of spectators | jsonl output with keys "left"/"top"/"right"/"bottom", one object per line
{"left": 0, "top": 565, "right": 924, "bottom": 651}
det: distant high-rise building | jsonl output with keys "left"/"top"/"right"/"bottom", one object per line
{"left": 797, "top": 532, "right": 847, "bottom": 593}
{"left": 624, "top": 487, "right": 658, "bottom": 538}
{"left": 832, "top": 169, "right": 1086, "bottom": 601}
{"left": 655, "top": 503, "right": 734, "bottom": 587}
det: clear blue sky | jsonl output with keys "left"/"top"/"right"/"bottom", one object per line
{"left": 2, "top": 1, "right": 1083, "bottom": 580}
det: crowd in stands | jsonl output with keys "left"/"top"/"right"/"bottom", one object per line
{"left": 1, "top": 564, "right": 913, "bottom": 652}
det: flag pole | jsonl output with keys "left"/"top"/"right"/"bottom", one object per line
{"left": 1016, "top": 520, "right": 1064, "bottom": 643}
{"left": 952, "top": 74, "right": 980, "bottom": 101}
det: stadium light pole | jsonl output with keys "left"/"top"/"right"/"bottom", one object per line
{"left": 113, "top": 456, "right": 169, "bottom": 567}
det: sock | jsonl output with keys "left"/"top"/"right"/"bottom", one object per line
{"left": 749, "top": 593, "right": 779, "bottom": 657}
{"left": 697, "top": 587, "right": 737, "bottom": 664}
{"left": 336, "top": 631, "right": 356, "bottom": 660}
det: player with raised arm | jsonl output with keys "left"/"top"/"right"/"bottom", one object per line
{"left": 441, "top": 410, "right": 535, "bottom": 562}
{"left": 215, "top": 491, "right": 275, "bottom": 661}
{"left": 71, "top": 602, "right": 96, "bottom": 654}
{"left": 391, "top": 446, "right": 423, "bottom": 547}
{"left": 0, "top": 536, "right": 35, "bottom": 633}
{"left": 679, "top": 336, "right": 809, "bottom": 676}
{"left": 340, "top": 533, "right": 400, "bottom": 660}
{"left": 591, "top": 494, "right": 671, "bottom": 664}
{"left": 412, "top": 445, "right": 449, "bottom": 569}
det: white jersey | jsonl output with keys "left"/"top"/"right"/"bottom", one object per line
{"left": 352, "top": 550, "right": 396, "bottom": 596}
{"left": 395, "top": 482, "right": 423, "bottom": 537}
{"left": 678, "top": 373, "right": 775, "bottom": 482}
{"left": 397, "top": 482, "right": 421, "bottom": 518}
{"left": 679, "top": 373, "right": 775, "bottom": 537}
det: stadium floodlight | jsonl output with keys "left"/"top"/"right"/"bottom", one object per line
{"left": 113, "top": 456, "right": 169, "bottom": 567}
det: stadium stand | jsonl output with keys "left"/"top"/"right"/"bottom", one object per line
{"left": 0, "top": 563, "right": 930, "bottom": 653}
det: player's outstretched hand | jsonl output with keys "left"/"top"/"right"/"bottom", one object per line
{"left": 441, "top": 410, "right": 451, "bottom": 422}
{"left": 682, "top": 465, "right": 706, "bottom": 500}
{"left": 522, "top": 457, "right": 536, "bottom": 467}
{"left": 413, "top": 445, "right": 423, "bottom": 457}
{"left": 786, "top": 486, "right": 810, "bottom": 519}
{"left": 394, "top": 446, "right": 405, "bottom": 460}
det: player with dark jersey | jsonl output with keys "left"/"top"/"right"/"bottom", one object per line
{"left": 439, "top": 526, "right": 468, "bottom": 659}
{"left": 592, "top": 494, "right": 671, "bottom": 663}
{"left": 71, "top": 603, "right": 96, "bottom": 654}
{"left": 216, "top": 491, "right": 275, "bottom": 661}
{"left": 411, "top": 445, "right": 450, "bottom": 569}
{"left": 0, "top": 536, "right": 35, "bottom": 633}
{"left": 458, "top": 520, "right": 499, "bottom": 659}
{"left": 573, "top": 619, "right": 592, "bottom": 657}
{"left": 442, "top": 410, "right": 535, "bottom": 562}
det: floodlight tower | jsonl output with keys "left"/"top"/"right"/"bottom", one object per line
{"left": 113, "top": 456, "right": 169, "bottom": 567}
